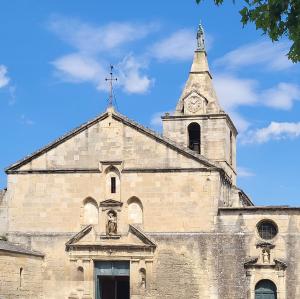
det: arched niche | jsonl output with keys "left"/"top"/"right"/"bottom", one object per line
{"left": 139, "top": 268, "right": 146, "bottom": 289}
{"left": 75, "top": 266, "right": 84, "bottom": 282}
{"left": 83, "top": 197, "right": 98, "bottom": 225}
{"left": 127, "top": 197, "right": 143, "bottom": 225}
{"left": 188, "top": 122, "right": 201, "bottom": 153}
{"left": 105, "top": 166, "right": 121, "bottom": 200}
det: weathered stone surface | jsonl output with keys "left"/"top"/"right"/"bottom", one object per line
{"left": 0, "top": 28, "right": 298, "bottom": 299}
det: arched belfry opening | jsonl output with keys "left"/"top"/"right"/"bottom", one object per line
{"left": 188, "top": 122, "right": 201, "bottom": 153}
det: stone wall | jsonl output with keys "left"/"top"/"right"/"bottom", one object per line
{"left": 7, "top": 170, "right": 220, "bottom": 233}
{"left": 0, "top": 189, "right": 8, "bottom": 235}
{"left": 0, "top": 250, "right": 43, "bottom": 299}
{"left": 150, "top": 233, "right": 248, "bottom": 299}
{"left": 162, "top": 115, "right": 237, "bottom": 183}
{"left": 5, "top": 209, "right": 300, "bottom": 299}
{"left": 219, "top": 208, "right": 300, "bottom": 299}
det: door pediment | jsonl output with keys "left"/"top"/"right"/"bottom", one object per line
{"left": 66, "top": 224, "right": 156, "bottom": 254}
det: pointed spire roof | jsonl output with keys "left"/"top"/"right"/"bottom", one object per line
{"left": 175, "top": 23, "right": 221, "bottom": 115}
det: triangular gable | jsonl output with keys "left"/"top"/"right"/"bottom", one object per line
{"left": 6, "top": 108, "right": 220, "bottom": 173}
{"left": 181, "top": 90, "right": 209, "bottom": 104}
{"left": 65, "top": 224, "right": 156, "bottom": 250}
{"left": 6, "top": 111, "right": 109, "bottom": 172}
{"left": 65, "top": 225, "right": 94, "bottom": 247}
{"left": 129, "top": 224, "right": 157, "bottom": 247}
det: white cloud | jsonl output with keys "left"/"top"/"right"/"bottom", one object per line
{"left": 0, "top": 65, "right": 10, "bottom": 88}
{"left": 242, "top": 122, "right": 300, "bottom": 144}
{"left": 214, "top": 41, "right": 293, "bottom": 71}
{"left": 8, "top": 85, "right": 16, "bottom": 105}
{"left": 237, "top": 166, "right": 255, "bottom": 177}
{"left": 262, "top": 83, "right": 300, "bottom": 110}
{"left": 150, "top": 29, "right": 212, "bottom": 62}
{"left": 228, "top": 110, "right": 251, "bottom": 133}
{"left": 150, "top": 110, "right": 174, "bottom": 130}
{"left": 214, "top": 74, "right": 258, "bottom": 132}
{"left": 150, "top": 111, "right": 164, "bottom": 127}
{"left": 52, "top": 53, "right": 153, "bottom": 94}
{"left": 49, "top": 16, "right": 157, "bottom": 95}
{"left": 49, "top": 16, "right": 158, "bottom": 54}
{"left": 214, "top": 75, "right": 258, "bottom": 111}
{"left": 20, "top": 114, "right": 35, "bottom": 126}
{"left": 214, "top": 74, "right": 300, "bottom": 133}
{"left": 151, "top": 29, "right": 196, "bottom": 61}
{"left": 117, "top": 55, "right": 152, "bottom": 94}
{"left": 52, "top": 53, "right": 106, "bottom": 83}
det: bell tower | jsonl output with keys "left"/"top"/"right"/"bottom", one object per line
{"left": 162, "top": 23, "right": 237, "bottom": 182}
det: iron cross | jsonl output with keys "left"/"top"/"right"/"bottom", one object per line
{"left": 105, "top": 65, "right": 118, "bottom": 107}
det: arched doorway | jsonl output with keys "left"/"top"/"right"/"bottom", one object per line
{"left": 255, "top": 279, "right": 277, "bottom": 299}
{"left": 188, "top": 122, "right": 201, "bottom": 153}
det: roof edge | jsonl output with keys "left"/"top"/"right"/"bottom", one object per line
{"left": 5, "top": 112, "right": 109, "bottom": 172}
{"left": 6, "top": 109, "right": 222, "bottom": 174}
{"left": 0, "top": 240, "right": 44, "bottom": 257}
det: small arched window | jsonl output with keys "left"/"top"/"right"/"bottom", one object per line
{"left": 19, "top": 267, "right": 23, "bottom": 288}
{"left": 188, "top": 122, "right": 201, "bottom": 153}
{"left": 255, "top": 279, "right": 277, "bottom": 299}
{"left": 128, "top": 197, "right": 143, "bottom": 225}
{"left": 83, "top": 198, "right": 98, "bottom": 225}
{"left": 105, "top": 166, "right": 120, "bottom": 200}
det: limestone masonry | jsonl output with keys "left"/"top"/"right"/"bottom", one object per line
{"left": 0, "top": 24, "right": 299, "bottom": 299}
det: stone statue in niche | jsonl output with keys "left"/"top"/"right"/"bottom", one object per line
{"left": 106, "top": 211, "right": 117, "bottom": 235}
{"left": 139, "top": 268, "right": 146, "bottom": 289}
{"left": 141, "top": 276, "right": 146, "bottom": 289}
{"left": 262, "top": 249, "right": 270, "bottom": 263}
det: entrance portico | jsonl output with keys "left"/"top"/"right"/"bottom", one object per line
{"left": 66, "top": 224, "right": 156, "bottom": 299}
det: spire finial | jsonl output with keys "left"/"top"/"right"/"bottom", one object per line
{"left": 196, "top": 22, "right": 205, "bottom": 51}
{"left": 105, "top": 64, "right": 118, "bottom": 108}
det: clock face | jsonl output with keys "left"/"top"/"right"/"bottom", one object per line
{"left": 187, "top": 96, "right": 201, "bottom": 113}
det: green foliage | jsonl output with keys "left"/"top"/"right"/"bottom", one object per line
{"left": 196, "top": 0, "right": 300, "bottom": 62}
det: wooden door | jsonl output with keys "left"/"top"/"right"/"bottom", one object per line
{"left": 255, "top": 280, "right": 277, "bottom": 299}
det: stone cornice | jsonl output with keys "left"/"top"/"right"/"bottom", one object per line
{"left": 162, "top": 113, "right": 238, "bottom": 136}
{"left": 219, "top": 206, "right": 300, "bottom": 214}
{"left": 6, "top": 167, "right": 220, "bottom": 175}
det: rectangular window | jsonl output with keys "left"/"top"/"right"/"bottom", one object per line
{"left": 111, "top": 177, "right": 116, "bottom": 194}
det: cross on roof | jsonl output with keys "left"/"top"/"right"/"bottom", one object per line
{"left": 105, "top": 65, "right": 118, "bottom": 107}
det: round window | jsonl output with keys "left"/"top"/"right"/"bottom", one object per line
{"left": 257, "top": 220, "right": 278, "bottom": 240}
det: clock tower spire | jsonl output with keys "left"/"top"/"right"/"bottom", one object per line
{"left": 162, "top": 23, "right": 237, "bottom": 183}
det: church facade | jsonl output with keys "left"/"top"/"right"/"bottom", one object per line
{"left": 0, "top": 25, "right": 299, "bottom": 299}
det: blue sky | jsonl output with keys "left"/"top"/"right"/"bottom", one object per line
{"left": 0, "top": 1, "right": 299, "bottom": 206}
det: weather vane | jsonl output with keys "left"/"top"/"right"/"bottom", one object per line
{"left": 105, "top": 65, "right": 118, "bottom": 107}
